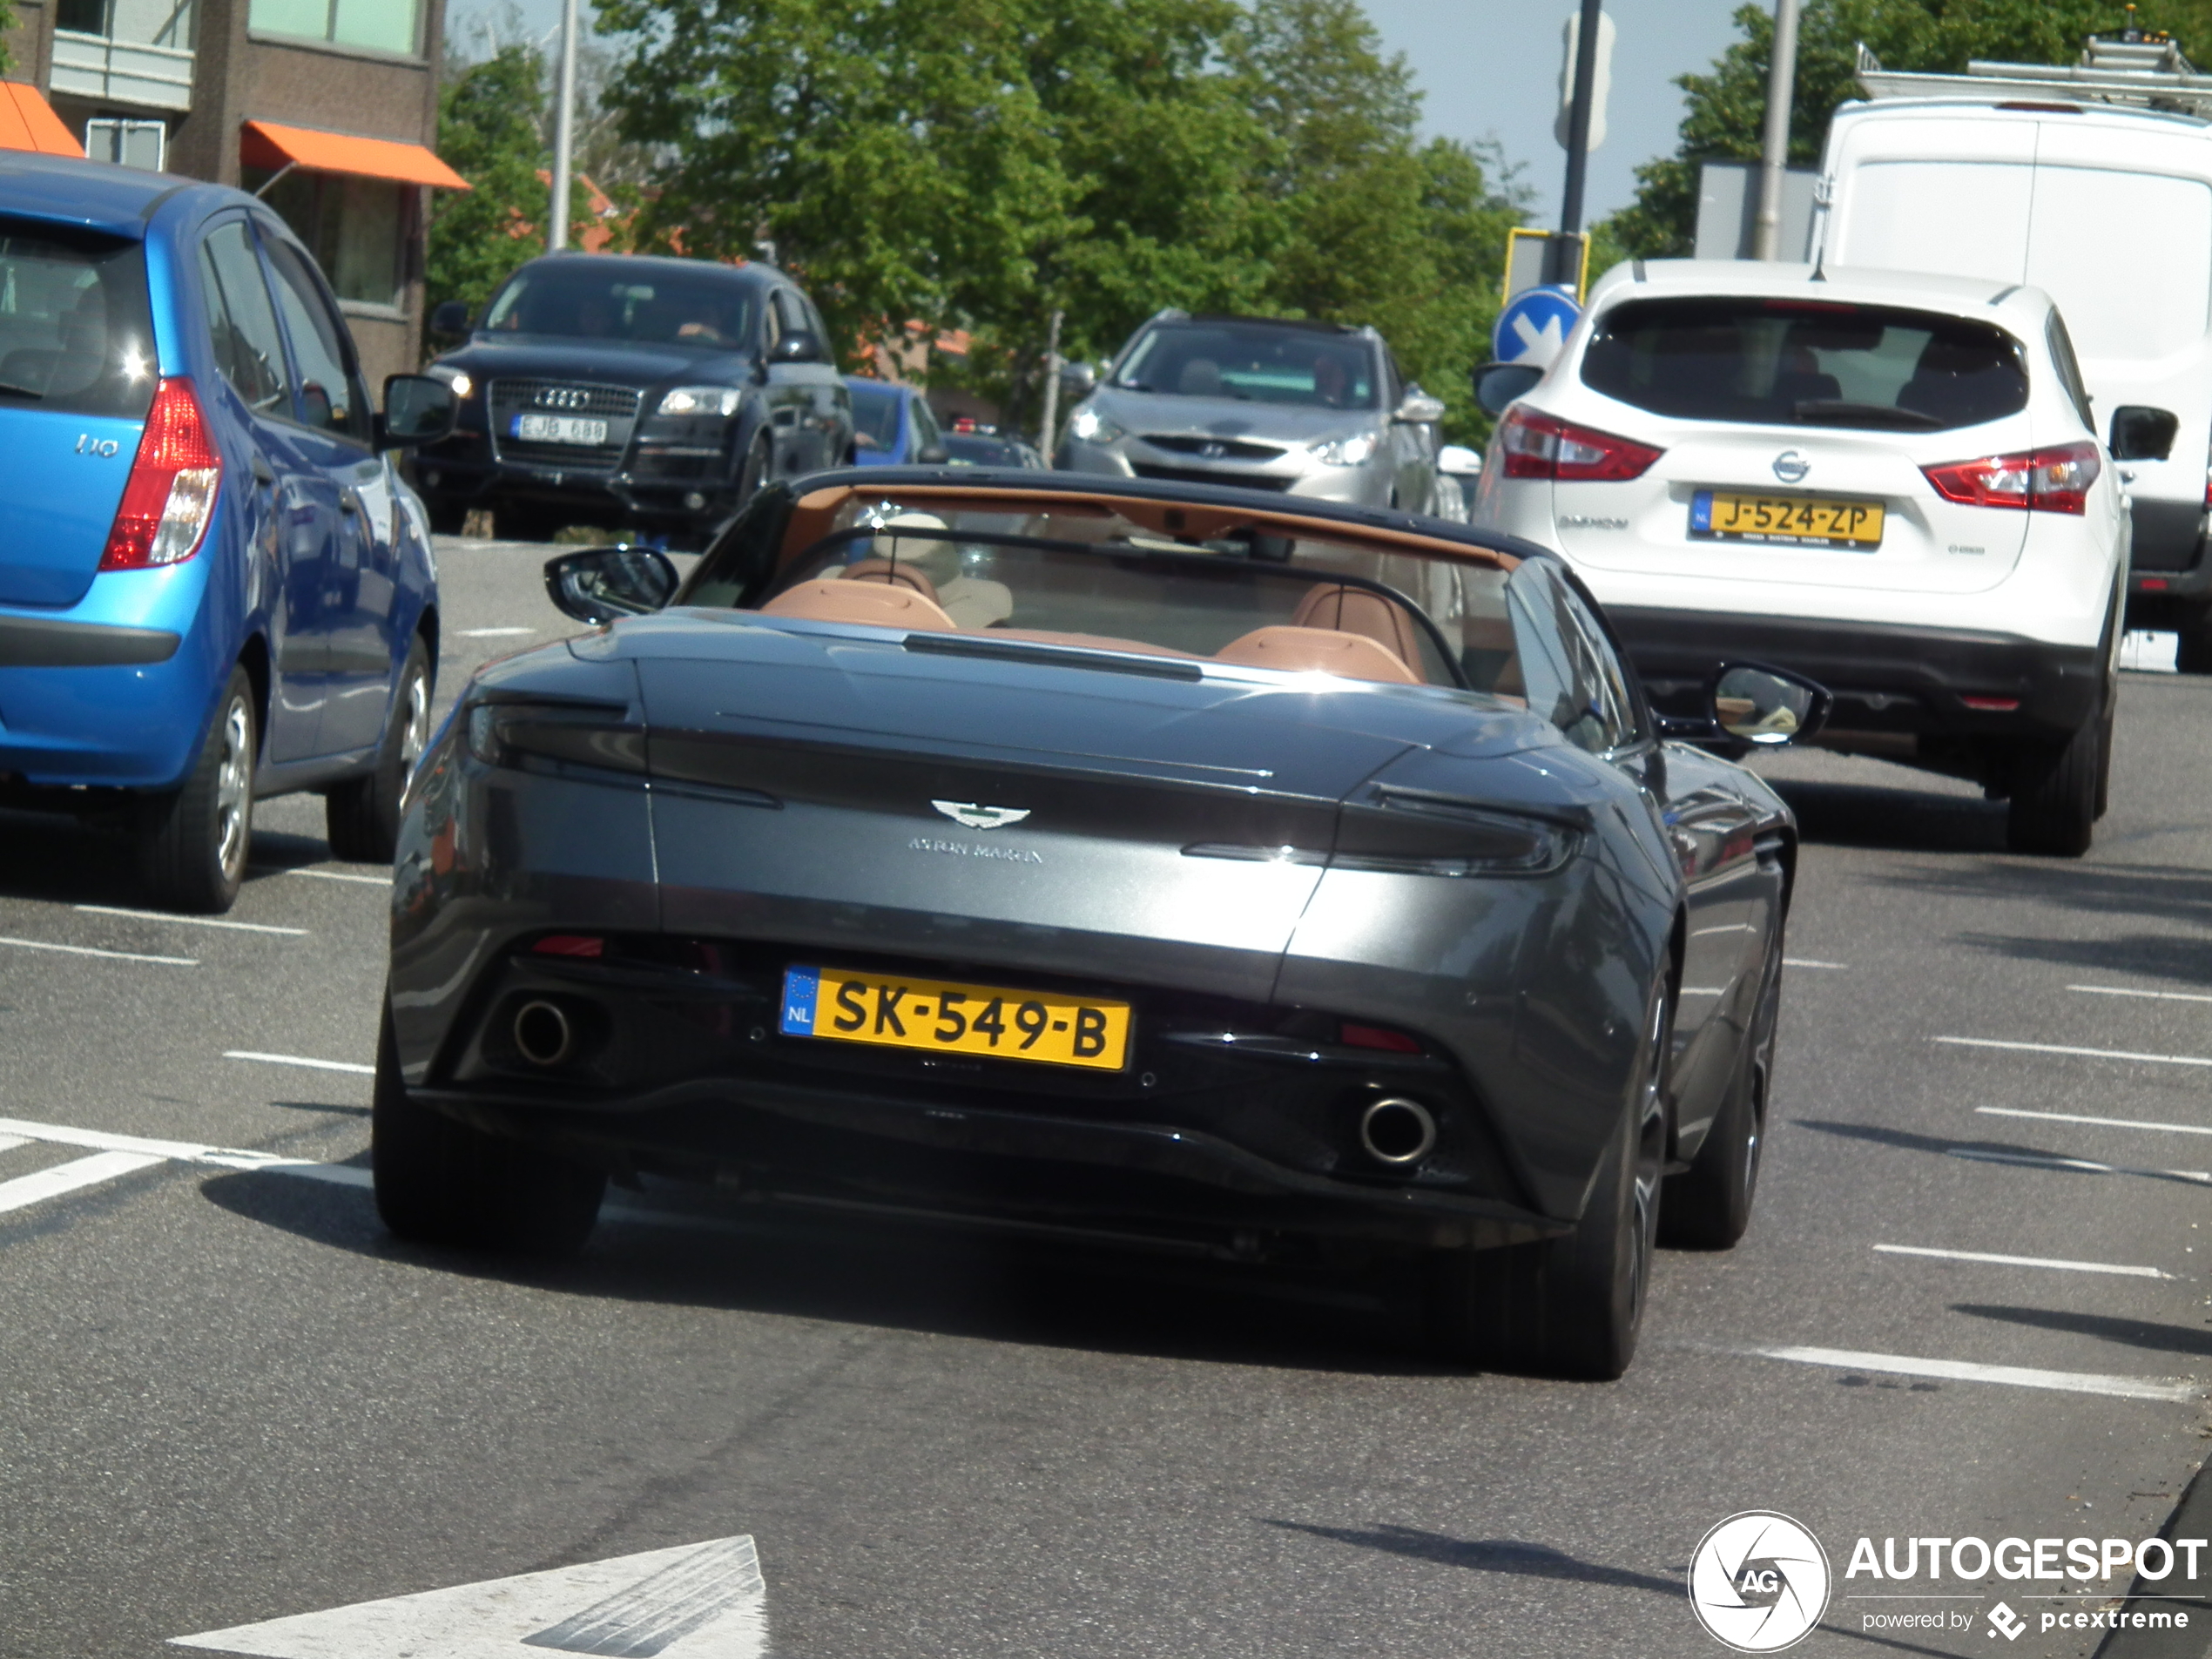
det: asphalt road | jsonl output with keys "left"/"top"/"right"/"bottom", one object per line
{"left": 3, "top": 535, "right": 2210, "bottom": 1658}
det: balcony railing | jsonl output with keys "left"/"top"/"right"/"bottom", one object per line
{"left": 51, "top": 29, "right": 195, "bottom": 112}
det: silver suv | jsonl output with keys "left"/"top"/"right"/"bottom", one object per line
{"left": 1055, "top": 312, "right": 1445, "bottom": 510}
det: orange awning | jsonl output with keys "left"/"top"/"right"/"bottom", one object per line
{"left": 0, "top": 83, "right": 84, "bottom": 158}
{"left": 240, "top": 119, "right": 469, "bottom": 191}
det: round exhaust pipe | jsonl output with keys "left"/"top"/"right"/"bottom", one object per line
{"left": 513, "top": 1000, "right": 576, "bottom": 1068}
{"left": 1359, "top": 1096, "right": 1437, "bottom": 1166}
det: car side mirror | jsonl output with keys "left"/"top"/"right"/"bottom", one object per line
{"left": 1437, "top": 442, "right": 1483, "bottom": 477}
{"left": 1472, "top": 361, "right": 1542, "bottom": 416}
{"left": 771, "top": 331, "right": 824, "bottom": 364}
{"left": 2109, "top": 404, "right": 2177, "bottom": 462}
{"left": 379, "top": 374, "right": 458, "bottom": 450}
{"left": 1710, "top": 662, "right": 1829, "bottom": 745}
{"left": 1059, "top": 361, "right": 1097, "bottom": 396}
{"left": 1393, "top": 388, "right": 1447, "bottom": 425}
{"left": 543, "top": 546, "right": 680, "bottom": 624}
{"left": 428, "top": 300, "right": 471, "bottom": 337}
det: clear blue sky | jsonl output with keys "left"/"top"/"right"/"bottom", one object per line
{"left": 443, "top": 0, "right": 1754, "bottom": 225}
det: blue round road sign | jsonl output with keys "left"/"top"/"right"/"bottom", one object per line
{"left": 1493, "top": 286, "right": 1583, "bottom": 368}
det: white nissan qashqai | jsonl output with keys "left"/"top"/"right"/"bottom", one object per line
{"left": 1471, "top": 261, "right": 2127, "bottom": 856}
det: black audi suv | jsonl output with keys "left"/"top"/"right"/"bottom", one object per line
{"left": 413, "top": 252, "right": 854, "bottom": 544}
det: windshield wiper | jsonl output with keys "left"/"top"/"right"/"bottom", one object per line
{"left": 1791, "top": 400, "right": 1942, "bottom": 429}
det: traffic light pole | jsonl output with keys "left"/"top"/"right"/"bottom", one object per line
{"left": 548, "top": 0, "right": 579, "bottom": 254}
{"left": 1752, "top": 0, "right": 1803, "bottom": 260}
{"left": 1548, "top": 0, "right": 1604, "bottom": 287}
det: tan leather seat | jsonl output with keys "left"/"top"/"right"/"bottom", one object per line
{"left": 837, "top": 558, "right": 939, "bottom": 602}
{"left": 759, "top": 578, "right": 958, "bottom": 631}
{"left": 1292, "top": 583, "right": 1426, "bottom": 679}
{"left": 1212, "top": 625, "right": 1421, "bottom": 685}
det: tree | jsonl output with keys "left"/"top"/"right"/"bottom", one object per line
{"left": 428, "top": 44, "right": 554, "bottom": 322}
{"left": 1608, "top": 0, "right": 2212, "bottom": 259}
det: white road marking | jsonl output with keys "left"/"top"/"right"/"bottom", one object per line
{"left": 1948, "top": 1146, "right": 2212, "bottom": 1184}
{"left": 2069, "top": 984, "right": 2212, "bottom": 1005}
{"left": 0, "top": 1116, "right": 335, "bottom": 1171}
{"left": 75, "top": 904, "right": 307, "bottom": 937}
{"left": 0, "top": 1134, "right": 26, "bottom": 1155}
{"left": 1784, "top": 958, "right": 1847, "bottom": 969}
{"left": 460, "top": 626, "right": 538, "bottom": 638}
{"left": 1936, "top": 1035, "right": 2212, "bottom": 1069}
{"left": 1977, "top": 1105, "right": 2212, "bottom": 1137}
{"left": 0, "top": 1149, "right": 165, "bottom": 1217}
{"left": 1711, "top": 1341, "right": 2198, "bottom": 1403}
{"left": 0, "top": 934, "right": 194, "bottom": 966}
{"left": 284, "top": 867, "right": 391, "bottom": 886}
{"left": 171, "top": 1534, "right": 767, "bottom": 1659}
{"left": 223, "top": 1051, "right": 375, "bottom": 1076}
{"left": 2121, "top": 630, "right": 2179, "bottom": 674}
{"left": 1872, "top": 1243, "right": 2173, "bottom": 1279}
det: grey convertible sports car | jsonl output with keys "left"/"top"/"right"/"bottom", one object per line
{"left": 377, "top": 468, "right": 1823, "bottom": 1379}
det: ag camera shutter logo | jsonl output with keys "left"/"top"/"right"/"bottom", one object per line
{"left": 1689, "top": 1512, "right": 1831, "bottom": 1651}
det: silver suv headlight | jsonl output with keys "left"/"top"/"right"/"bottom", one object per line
{"left": 1068, "top": 406, "right": 1125, "bottom": 444}
{"left": 658, "top": 386, "right": 741, "bottom": 417}
{"left": 1310, "top": 433, "right": 1379, "bottom": 468}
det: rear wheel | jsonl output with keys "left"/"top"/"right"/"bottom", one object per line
{"left": 372, "top": 1005, "right": 604, "bottom": 1254}
{"left": 1425, "top": 986, "right": 1669, "bottom": 1379}
{"left": 1661, "top": 954, "right": 1780, "bottom": 1250}
{"left": 2176, "top": 605, "right": 2212, "bottom": 674}
{"left": 137, "top": 666, "right": 255, "bottom": 914}
{"left": 2006, "top": 692, "right": 2101, "bottom": 857}
{"left": 326, "top": 636, "right": 431, "bottom": 865}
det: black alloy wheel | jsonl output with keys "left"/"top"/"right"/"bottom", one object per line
{"left": 371, "top": 1004, "right": 606, "bottom": 1255}
{"left": 327, "top": 636, "right": 432, "bottom": 865}
{"left": 1661, "top": 947, "right": 1781, "bottom": 1250}
{"left": 1426, "top": 984, "right": 1671, "bottom": 1380}
{"left": 137, "top": 665, "right": 256, "bottom": 914}
{"left": 2005, "top": 685, "right": 2101, "bottom": 858}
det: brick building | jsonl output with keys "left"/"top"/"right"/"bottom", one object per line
{"left": 2, "top": 0, "right": 463, "bottom": 386}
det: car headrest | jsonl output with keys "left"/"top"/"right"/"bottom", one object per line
{"left": 759, "top": 578, "right": 957, "bottom": 632}
{"left": 837, "top": 557, "right": 940, "bottom": 603}
{"left": 1291, "top": 583, "right": 1426, "bottom": 677}
{"left": 1177, "top": 358, "right": 1224, "bottom": 397}
{"left": 1213, "top": 624, "right": 1420, "bottom": 685}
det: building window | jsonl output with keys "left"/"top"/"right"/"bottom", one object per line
{"left": 249, "top": 170, "right": 407, "bottom": 311}
{"left": 247, "top": 0, "right": 420, "bottom": 56}
{"left": 84, "top": 118, "right": 165, "bottom": 172}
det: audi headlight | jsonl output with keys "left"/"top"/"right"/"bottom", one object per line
{"left": 1311, "top": 432, "right": 1379, "bottom": 468}
{"left": 1068, "top": 406, "right": 1125, "bottom": 444}
{"left": 658, "top": 386, "right": 741, "bottom": 417}
{"left": 428, "top": 364, "right": 474, "bottom": 401}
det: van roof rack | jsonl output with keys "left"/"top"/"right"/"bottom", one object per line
{"left": 1854, "top": 17, "right": 2212, "bottom": 120}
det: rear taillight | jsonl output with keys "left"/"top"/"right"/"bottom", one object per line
{"left": 1922, "top": 441, "right": 2100, "bottom": 516}
{"left": 1499, "top": 407, "right": 1663, "bottom": 482}
{"left": 98, "top": 377, "right": 222, "bottom": 570}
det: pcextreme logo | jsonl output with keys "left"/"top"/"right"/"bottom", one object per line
{"left": 1688, "top": 1512, "right": 1832, "bottom": 1652}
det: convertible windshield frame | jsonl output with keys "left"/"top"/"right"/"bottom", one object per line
{"left": 778, "top": 523, "right": 1474, "bottom": 691}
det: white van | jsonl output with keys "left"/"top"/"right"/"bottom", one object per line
{"left": 1813, "top": 96, "right": 2212, "bottom": 662}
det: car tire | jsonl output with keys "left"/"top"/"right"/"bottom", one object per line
{"left": 326, "top": 636, "right": 432, "bottom": 866}
{"left": 424, "top": 496, "right": 468, "bottom": 536}
{"left": 736, "top": 431, "right": 772, "bottom": 507}
{"left": 493, "top": 502, "right": 560, "bottom": 543}
{"left": 2176, "top": 607, "right": 2212, "bottom": 675}
{"left": 1425, "top": 986, "right": 1669, "bottom": 1379}
{"left": 372, "top": 1004, "right": 605, "bottom": 1255}
{"left": 1660, "top": 951, "right": 1779, "bottom": 1251}
{"left": 136, "top": 666, "right": 255, "bottom": 914}
{"left": 2006, "top": 694, "right": 2101, "bottom": 858}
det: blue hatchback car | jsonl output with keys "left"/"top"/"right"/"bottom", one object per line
{"left": 844, "top": 375, "right": 948, "bottom": 466}
{"left": 0, "top": 154, "right": 456, "bottom": 911}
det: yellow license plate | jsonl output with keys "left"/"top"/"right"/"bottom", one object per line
{"left": 1692, "top": 489, "right": 1884, "bottom": 548}
{"left": 779, "top": 964, "right": 1132, "bottom": 1070}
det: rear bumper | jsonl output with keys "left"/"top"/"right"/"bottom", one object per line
{"left": 1609, "top": 605, "right": 2104, "bottom": 740}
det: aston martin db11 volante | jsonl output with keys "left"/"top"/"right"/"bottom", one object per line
{"left": 376, "top": 469, "right": 1818, "bottom": 1379}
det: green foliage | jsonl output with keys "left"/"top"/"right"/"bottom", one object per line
{"left": 428, "top": 43, "right": 606, "bottom": 329}
{"left": 1608, "top": 0, "right": 2212, "bottom": 260}
{"left": 595, "top": 0, "right": 1524, "bottom": 443}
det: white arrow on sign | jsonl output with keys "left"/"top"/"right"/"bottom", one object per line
{"left": 1510, "top": 311, "right": 1568, "bottom": 361}
{"left": 171, "top": 1535, "right": 768, "bottom": 1659}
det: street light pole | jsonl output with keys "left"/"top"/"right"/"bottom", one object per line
{"left": 1751, "top": 0, "right": 1803, "bottom": 260}
{"left": 1549, "top": 0, "right": 1603, "bottom": 288}
{"left": 548, "top": 0, "right": 579, "bottom": 254}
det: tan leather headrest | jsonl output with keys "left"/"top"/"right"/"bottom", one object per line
{"left": 759, "top": 578, "right": 957, "bottom": 632}
{"left": 1292, "top": 583, "right": 1426, "bottom": 675}
{"left": 836, "top": 558, "right": 940, "bottom": 603}
{"left": 1213, "top": 625, "right": 1420, "bottom": 685}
